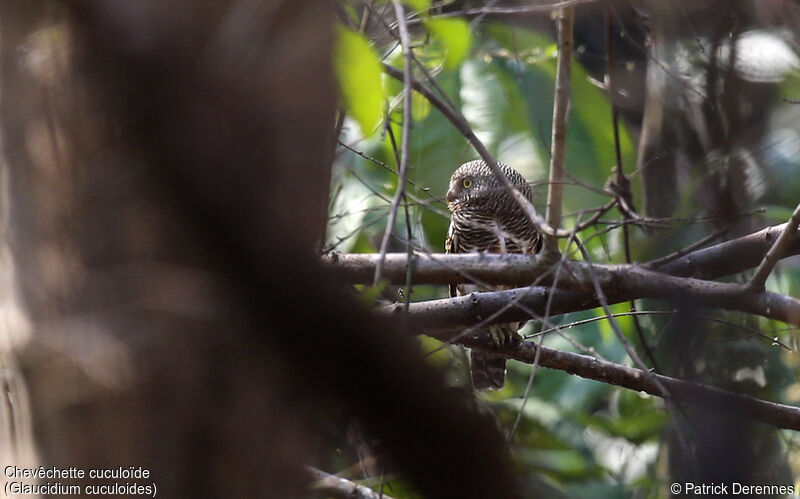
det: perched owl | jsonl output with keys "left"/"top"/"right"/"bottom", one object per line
{"left": 445, "top": 160, "right": 542, "bottom": 390}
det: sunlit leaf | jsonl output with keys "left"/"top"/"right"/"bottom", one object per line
{"left": 459, "top": 59, "right": 545, "bottom": 180}
{"left": 425, "top": 18, "right": 472, "bottom": 69}
{"left": 417, "top": 335, "right": 451, "bottom": 366}
{"left": 515, "top": 448, "right": 601, "bottom": 478}
{"left": 484, "top": 23, "right": 637, "bottom": 213}
{"left": 358, "top": 280, "right": 388, "bottom": 306}
{"left": 412, "top": 91, "right": 431, "bottom": 121}
{"left": 334, "top": 26, "right": 385, "bottom": 137}
{"left": 404, "top": 0, "right": 431, "bottom": 13}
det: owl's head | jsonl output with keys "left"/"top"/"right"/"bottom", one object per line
{"left": 445, "top": 160, "right": 531, "bottom": 212}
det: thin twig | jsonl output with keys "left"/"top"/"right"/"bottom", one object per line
{"left": 509, "top": 212, "right": 582, "bottom": 442}
{"left": 381, "top": 64, "right": 568, "bottom": 239}
{"left": 383, "top": 121, "right": 415, "bottom": 311}
{"left": 573, "top": 236, "right": 694, "bottom": 461}
{"left": 645, "top": 228, "right": 728, "bottom": 268}
{"left": 528, "top": 310, "right": 798, "bottom": 356}
{"left": 602, "top": 3, "right": 660, "bottom": 372}
{"left": 307, "top": 466, "right": 397, "bottom": 499}
{"left": 374, "top": 1, "right": 413, "bottom": 287}
{"left": 401, "top": 0, "right": 600, "bottom": 26}
{"left": 605, "top": 6, "right": 623, "bottom": 185}
{"left": 431, "top": 330, "right": 800, "bottom": 431}
{"left": 323, "top": 217, "right": 383, "bottom": 254}
{"left": 747, "top": 201, "right": 800, "bottom": 292}
{"left": 570, "top": 199, "right": 617, "bottom": 230}
{"left": 544, "top": 6, "right": 574, "bottom": 253}
{"left": 337, "top": 140, "right": 440, "bottom": 205}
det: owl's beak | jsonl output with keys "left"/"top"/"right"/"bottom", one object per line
{"left": 445, "top": 187, "right": 457, "bottom": 204}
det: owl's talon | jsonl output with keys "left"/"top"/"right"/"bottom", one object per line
{"left": 487, "top": 327, "right": 521, "bottom": 349}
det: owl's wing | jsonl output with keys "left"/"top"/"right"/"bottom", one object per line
{"left": 445, "top": 221, "right": 459, "bottom": 298}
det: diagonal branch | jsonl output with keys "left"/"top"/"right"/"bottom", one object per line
{"left": 574, "top": 236, "right": 693, "bottom": 458}
{"left": 374, "top": 1, "right": 413, "bottom": 287}
{"left": 746, "top": 201, "right": 800, "bottom": 292}
{"left": 307, "top": 466, "right": 397, "bottom": 499}
{"left": 643, "top": 227, "right": 728, "bottom": 268}
{"left": 381, "top": 63, "right": 567, "bottom": 239}
{"left": 435, "top": 329, "right": 800, "bottom": 431}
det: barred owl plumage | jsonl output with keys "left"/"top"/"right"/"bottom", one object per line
{"left": 445, "top": 160, "right": 542, "bottom": 390}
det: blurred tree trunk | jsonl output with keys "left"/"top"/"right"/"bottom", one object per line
{"left": 0, "top": 1, "right": 323, "bottom": 496}
{"left": 638, "top": 0, "right": 680, "bottom": 219}
{"left": 0, "top": 1, "right": 520, "bottom": 497}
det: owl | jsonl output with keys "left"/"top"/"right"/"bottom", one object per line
{"left": 445, "top": 160, "right": 542, "bottom": 390}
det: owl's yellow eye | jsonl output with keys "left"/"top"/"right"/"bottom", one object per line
{"left": 462, "top": 178, "right": 473, "bottom": 189}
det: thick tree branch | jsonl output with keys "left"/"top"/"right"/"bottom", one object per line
{"left": 747, "top": 202, "right": 800, "bottom": 292}
{"left": 656, "top": 223, "right": 794, "bottom": 278}
{"left": 330, "top": 252, "right": 548, "bottom": 285}
{"left": 331, "top": 249, "right": 800, "bottom": 432}
{"left": 329, "top": 222, "right": 800, "bottom": 285}
{"left": 437, "top": 330, "right": 800, "bottom": 432}
{"left": 382, "top": 266, "right": 800, "bottom": 331}
{"left": 576, "top": 237, "right": 694, "bottom": 457}
{"left": 643, "top": 227, "right": 727, "bottom": 268}
{"left": 329, "top": 222, "right": 800, "bottom": 331}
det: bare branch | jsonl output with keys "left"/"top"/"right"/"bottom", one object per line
{"left": 380, "top": 266, "right": 800, "bottom": 333}
{"left": 602, "top": 4, "right": 658, "bottom": 373}
{"left": 307, "top": 467, "right": 396, "bottom": 499}
{"left": 329, "top": 222, "right": 800, "bottom": 288}
{"left": 435, "top": 330, "right": 800, "bottom": 432}
{"left": 573, "top": 237, "right": 693, "bottom": 459}
{"left": 331, "top": 252, "right": 548, "bottom": 285}
{"left": 544, "top": 7, "right": 574, "bottom": 252}
{"left": 531, "top": 309, "right": 798, "bottom": 354}
{"left": 402, "top": 0, "right": 601, "bottom": 26}
{"left": 643, "top": 228, "right": 728, "bottom": 268}
{"left": 746, "top": 202, "right": 800, "bottom": 292}
{"left": 374, "top": 1, "right": 413, "bottom": 287}
{"left": 657, "top": 223, "right": 796, "bottom": 278}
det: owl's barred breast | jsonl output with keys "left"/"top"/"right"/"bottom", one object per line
{"left": 445, "top": 160, "right": 541, "bottom": 257}
{"left": 445, "top": 160, "right": 543, "bottom": 283}
{"left": 450, "top": 208, "right": 540, "bottom": 255}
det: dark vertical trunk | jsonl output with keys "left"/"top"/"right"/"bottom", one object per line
{"left": 0, "top": 2, "right": 521, "bottom": 497}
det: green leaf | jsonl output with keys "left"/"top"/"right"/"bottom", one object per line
{"left": 425, "top": 18, "right": 472, "bottom": 69}
{"left": 459, "top": 59, "right": 547, "bottom": 180}
{"left": 411, "top": 91, "right": 431, "bottom": 121}
{"left": 358, "top": 280, "right": 388, "bottom": 306}
{"left": 404, "top": 0, "right": 431, "bottom": 13}
{"left": 484, "top": 23, "right": 637, "bottom": 213}
{"left": 334, "top": 26, "right": 385, "bottom": 136}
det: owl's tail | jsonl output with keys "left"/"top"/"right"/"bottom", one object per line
{"left": 470, "top": 349, "right": 507, "bottom": 390}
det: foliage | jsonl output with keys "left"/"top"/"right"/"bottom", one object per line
{"left": 327, "top": 1, "right": 800, "bottom": 497}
